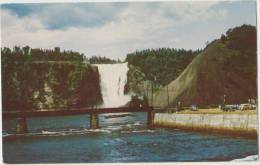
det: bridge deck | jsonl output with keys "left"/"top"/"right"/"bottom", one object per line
{"left": 2, "top": 107, "right": 153, "bottom": 118}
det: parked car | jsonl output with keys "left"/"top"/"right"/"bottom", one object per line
{"left": 221, "top": 104, "right": 239, "bottom": 111}
{"left": 239, "top": 104, "right": 256, "bottom": 110}
{"left": 190, "top": 105, "right": 198, "bottom": 111}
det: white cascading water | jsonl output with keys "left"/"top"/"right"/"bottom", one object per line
{"left": 95, "top": 63, "right": 131, "bottom": 108}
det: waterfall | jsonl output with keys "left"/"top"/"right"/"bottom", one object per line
{"left": 95, "top": 63, "right": 131, "bottom": 108}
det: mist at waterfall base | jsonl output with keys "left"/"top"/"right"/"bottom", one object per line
{"left": 2, "top": 63, "right": 258, "bottom": 163}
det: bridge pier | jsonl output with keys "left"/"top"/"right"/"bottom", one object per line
{"left": 16, "top": 117, "right": 28, "bottom": 134}
{"left": 90, "top": 113, "right": 99, "bottom": 129}
{"left": 147, "top": 110, "right": 154, "bottom": 128}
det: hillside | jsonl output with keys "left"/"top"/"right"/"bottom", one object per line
{"left": 126, "top": 48, "right": 200, "bottom": 86}
{"left": 153, "top": 25, "right": 257, "bottom": 107}
{"left": 1, "top": 47, "right": 103, "bottom": 111}
{"left": 125, "top": 48, "right": 201, "bottom": 99}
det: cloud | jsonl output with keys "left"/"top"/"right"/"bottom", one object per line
{"left": 1, "top": 1, "right": 256, "bottom": 60}
{"left": 160, "top": 1, "right": 218, "bottom": 21}
{"left": 2, "top": 3, "right": 128, "bottom": 29}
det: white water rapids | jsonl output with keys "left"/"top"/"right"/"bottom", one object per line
{"left": 94, "top": 63, "right": 131, "bottom": 108}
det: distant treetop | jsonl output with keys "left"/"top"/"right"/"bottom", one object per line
{"left": 87, "top": 56, "right": 121, "bottom": 64}
{"left": 1, "top": 46, "right": 86, "bottom": 62}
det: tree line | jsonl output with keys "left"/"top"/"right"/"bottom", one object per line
{"left": 1, "top": 46, "right": 86, "bottom": 62}
{"left": 126, "top": 48, "right": 202, "bottom": 86}
{"left": 87, "top": 56, "right": 121, "bottom": 64}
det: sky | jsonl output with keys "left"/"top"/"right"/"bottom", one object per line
{"left": 1, "top": 0, "right": 257, "bottom": 60}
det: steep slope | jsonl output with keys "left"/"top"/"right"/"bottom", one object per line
{"left": 153, "top": 25, "right": 256, "bottom": 107}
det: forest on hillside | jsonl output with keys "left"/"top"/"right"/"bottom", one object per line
{"left": 1, "top": 47, "right": 102, "bottom": 111}
{"left": 126, "top": 48, "right": 202, "bottom": 86}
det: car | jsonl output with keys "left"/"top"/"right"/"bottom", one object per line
{"left": 239, "top": 104, "right": 256, "bottom": 110}
{"left": 190, "top": 105, "right": 198, "bottom": 111}
{"left": 221, "top": 104, "right": 239, "bottom": 111}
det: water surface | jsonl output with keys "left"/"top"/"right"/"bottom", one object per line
{"left": 3, "top": 112, "right": 258, "bottom": 163}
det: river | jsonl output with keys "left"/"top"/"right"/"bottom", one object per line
{"left": 2, "top": 113, "right": 258, "bottom": 163}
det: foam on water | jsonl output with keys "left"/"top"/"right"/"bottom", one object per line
{"left": 121, "top": 130, "right": 155, "bottom": 134}
{"left": 106, "top": 125, "right": 122, "bottom": 131}
{"left": 40, "top": 129, "right": 112, "bottom": 136}
{"left": 2, "top": 121, "right": 149, "bottom": 138}
{"left": 42, "top": 130, "right": 58, "bottom": 134}
{"left": 231, "top": 155, "right": 258, "bottom": 161}
{"left": 2, "top": 132, "right": 11, "bottom": 137}
{"left": 133, "top": 122, "right": 141, "bottom": 126}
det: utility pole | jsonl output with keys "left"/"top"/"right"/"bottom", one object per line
{"left": 167, "top": 84, "right": 169, "bottom": 107}
{"left": 146, "top": 83, "right": 149, "bottom": 106}
{"left": 151, "top": 82, "right": 153, "bottom": 107}
{"left": 223, "top": 94, "right": 226, "bottom": 105}
{"left": 222, "top": 94, "right": 226, "bottom": 110}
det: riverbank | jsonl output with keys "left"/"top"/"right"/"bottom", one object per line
{"left": 153, "top": 111, "right": 258, "bottom": 138}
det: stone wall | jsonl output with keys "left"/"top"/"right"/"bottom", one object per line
{"left": 154, "top": 113, "right": 258, "bottom": 136}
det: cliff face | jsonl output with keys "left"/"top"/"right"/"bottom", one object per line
{"left": 2, "top": 61, "right": 103, "bottom": 111}
{"left": 153, "top": 25, "right": 257, "bottom": 107}
{"left": 125, "top": 64, "right": 156, "bottom": 103}
{"left": 125, "top": 64, "right": 149, "bottom": 95}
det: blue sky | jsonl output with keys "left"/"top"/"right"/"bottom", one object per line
{"left": 1, "top": 1, "right": 256, "bottom": 59}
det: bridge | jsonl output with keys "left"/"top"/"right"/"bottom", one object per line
{"left": 2, "top": 107, "right": 155, "bottom": 134}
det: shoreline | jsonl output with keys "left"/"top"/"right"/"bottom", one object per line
{"left": 153, "top": 112, "right": 258, "bottom": 139}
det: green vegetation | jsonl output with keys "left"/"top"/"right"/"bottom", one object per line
{"left": 2, "top": 46, "right": 86, "bottom": 62}
{"left": 153, "top": 24, "right": 257, "bottom": 107}
{"left": 1, "top": 46, "right": 102, "bottom": 111}
{"left": 126, "top": 48, "right": 201, "bottom": 86}
{"left": 87, "top": 56, "right": 121, "bottom": 64}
